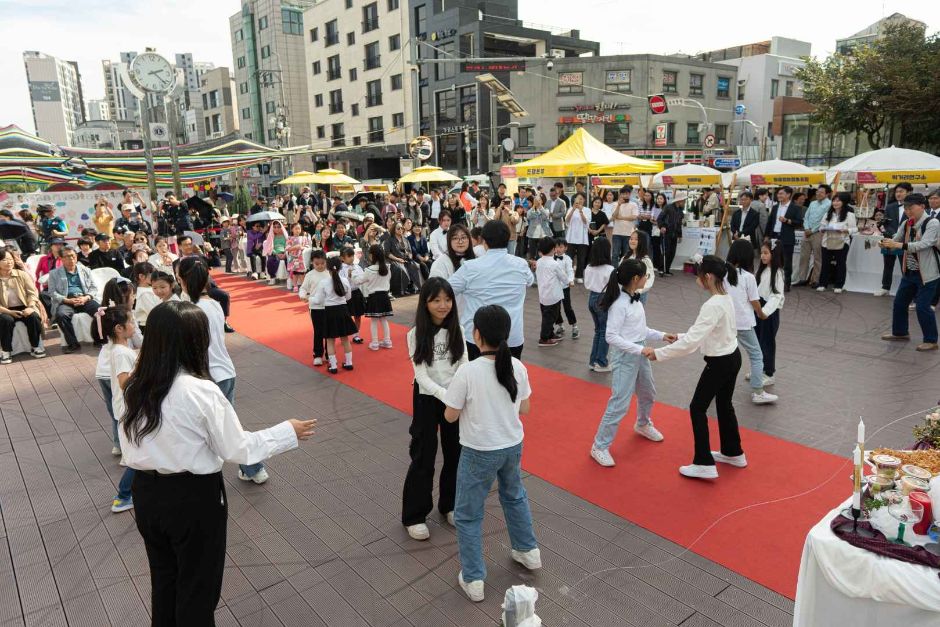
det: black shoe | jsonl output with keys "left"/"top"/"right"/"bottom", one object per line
{"left": 784, "top": 285, "right": 792, "bottom": 293}
{"left": 352, "top": 336, "right": 364, "bottom": 344}
{"left": 664, "top": 271, "right": 674, "bottom": 276}
{"left": 62, "top": 344, "right": 80, "bottom": 354}
{"left": 808, "top": 282, "right": 818, "bottom": 289}
{"left": 224, "top": 323, "right": 235, "bottom": 333}
{"left": 93, "top": 340, "right": 106, "bottom": 348}
{"left": 658, "top": 272, "right": 665, "bottom": 278}
{"left": 793, "top": 281, "right": 808, "bottom": 287}
{"left": 342, "top": 364, "right": 354, "bottom": 371}
{"left": 328, "top": 366, "right": 338, "bottom": 374}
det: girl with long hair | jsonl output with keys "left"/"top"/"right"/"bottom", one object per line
{"left": 429, "top": 224, "right": 476, "bottom": 280}
{"left": 360, "top": 245, "right": 394, "bottom": 349}
{"left": 643, "top": 256, "right": 744, "bottom": 480}
{"left": 584, "top": 237, "right": 615, "bottom": 372}
{"left": 131, "top": 262, "right": 159, "bottom": 330}
{"left": 725, "top": 240, "right": 777, "bottom": 405}
{"left": 310, "top": 256, "right": 358, "bottom": 374}
{"left": 566, "top": 194, "right": 591, "bottom": 282}
{"left": 443, "top": 305, "right": 539, "bottom": 602}
{"left": 755, "top": 243, "right": 785, "bottom": 386}
{"left": 298, "top": 249, "right": 330, "bottom": 365}
{"left": 817, "top": 192, "right": 857, "bottom": 293}
{"left": 285, "top": 222, "right": 311, "bottom": 291}
{"left": 120, "top": 301, "right": 315, "bottom": 625}
{"left": 590, "top": 259, "right": 673, "bottom": 468}
{"left": 178, "top": 257, "right": 269, "bottom": 484}
{"left": 263, "top": 220, "right": 288, "bottom": 285}
{"left": 470, "top": 195, "right": 492, "bottom": 228}
{"left": 402, "top": 279, "right": 468, "bottom": 541}
{"left": 621, "top": 230, "right": 655, "bottom": 303}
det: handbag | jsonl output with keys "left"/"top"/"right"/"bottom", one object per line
{"left": 824, "top": 234, "right": 846, "bottom": 251}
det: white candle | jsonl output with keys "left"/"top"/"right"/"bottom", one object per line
{"left": 857, "top": 418, "right": 865, "bottom": 444}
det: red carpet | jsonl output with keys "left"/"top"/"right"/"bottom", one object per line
{"left": 215, "top": 274, "right": 849, "bottom": 599}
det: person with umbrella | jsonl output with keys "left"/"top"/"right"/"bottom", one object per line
{"left": 0, "top": 209, "right": 38, "bottom": 259}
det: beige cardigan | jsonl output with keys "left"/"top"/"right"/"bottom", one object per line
{"left": 0, "top": 269, "right": 41, "bottom": 310}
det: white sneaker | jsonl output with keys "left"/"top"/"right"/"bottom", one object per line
{"left": 711, "top": 451, "right": 748, "bottom": 467}
{"left": 751, "top": 391, "right": 778, "bottom": 405}
{"left": 816, "top": 286, "right": 825, "bottom": 292}
{"left": 458, "top": 571, "right": 484, "bottom": 602}
{"left": 368, "top": 341, "right": 380, "bottom": 351}
{"left": 379, "top": 339, "right": 393, "bottom": 349}
{"left": 510, "top": 548, "right": 542, "bottom": 570}
{"left": 909, "top": 302, "right": 916, "bottom": 311}
{"left": 592, "top": 364, "right": 612, "bottom": 373}
{"left": 873, "top": 288, "right": 888, "bottom": 297}
{"left": 744, "top": 372, "right": 751, "bottom": 381}
{"left": 590, "top": 447, "right": 615, "bottom": 467}
{"left": 575, "top": 278, "right": 583, "bottom": 284}
{"left": 445, "top": 511, "right": 455, "bottom": 527}
{"left": 111, "top": 446, "right": 121, "bottom": 456}
{"left": 406, "top": 523, "right": 430, "bottom": 540}
{"left": 0, "top": 351, "right": 11, "bottom": 365}
{"left": 634, "top": 423, "right": 664, "bottom": 442}
{"left": 267, "top": 278, "right": 276, "bottom": 286}
{"left": 313, "top": 357, "right": 323, "bottom": 366}
{"left": 833, "top": 288, "right": 843, "bottom": 294}
{"left": 238, "top": 467, "right": 269, "bottom": 484}
{"left": 679, "top": 464, "right": 719, "bottom": 479}
{"left": 31, "top": 347, "right": 46, "bottom": 359}
{"left": 762, "top": 375, "right": 775, "bottom": 386}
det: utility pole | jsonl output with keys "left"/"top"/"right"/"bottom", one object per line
{"left": 164, "top": 95, "right": 183, "bottom": 197}
{"left": 140, "top": 95, "right": 158, "bottom": 203}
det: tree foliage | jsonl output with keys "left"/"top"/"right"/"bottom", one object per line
{"left": 232, "top": 184, "right": 251, "bottom": 215}
{"left": 796, "top": 24, "right": 940, "bottom": 151}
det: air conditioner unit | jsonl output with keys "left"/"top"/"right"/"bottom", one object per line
{"left": 549, "top": 49, "right": 565, "bottom": 59}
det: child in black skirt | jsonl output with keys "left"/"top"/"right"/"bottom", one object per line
{"left": 311, "top": 256, "right": 358, "bottom": 374}
{"left": 360, "top": 244, "right": 394, "bottom": 350}
{"left": 299, "top": 250, "right": 330, "bottom": 366}
{"left": 340, "top": 246, "right": 365, "bottom": 344}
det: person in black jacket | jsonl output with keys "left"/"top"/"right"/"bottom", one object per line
{"left": 876, "top": 182, "right": 912, "bottom": 296}
{"left": 88, "top": 233, "right": 125, "bottom": 272}
{"left": 730, "top": 191, "right": 762, "bottom": 249}
{"left": 764, "top": 186, "right": 804, "bottom": 291}
{"left": 656, "top": 192, "right": 685, "bottom": 277}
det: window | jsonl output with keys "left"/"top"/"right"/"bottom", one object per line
{"left": 314, "top": 93, "right": 323, "bottom": 107}
{"left": 349, "top": 68, "right": 357, "bottom": 82}
{"left": 557, "top": 72, "right": 583, "bottom": 94}
{"left": 345, "top": 0, "right": 353, "bottom": 6}
{"left": 362, "top": 3, "right": 379, "bottom": 33}
{"left": 666, "top": 122, "right": 676, "bottom": 144}
{"left": 244, "top": 133, "right": 252, "bottom": 140}
{"left": 435, "top": 42, "right": 455, "bottom": 80}
{"left": 258, "top": 15, "right": 268, "bottom": 30}
{"left": 327, "top": 55, "right": 341, "bottom": 81}
{"left": 281, "top": 8, "right": 303, "bottom": 35}
{"left": 392, "top": 112, "right": 404, "bottom": 128}
{"left": 785, "top": 80, "right": 794, "bottom": 97}
{"left": 236, "top": 56, "right": 246, "bottom": 69}
{"left": 367, "top": 116, "right": 384, "bottom": 143}
{"left": 365, "top": 42, "right": 380, "bottom": 70}
{"left": 518, "top": 126, "right": 532, "bottom": 147}
{"left": 557, "top": 124, "right": 575, "bottom": 144}
{"left": 241, "top": 107, "right": 250, "bottom": 120}
{"left": 737, "top": 81, "right": 746, "bottom": 100}
{"left": 312, "top": 61, "right": 321, "bottom": 75}
{"left": 204, "top": 117, "right": 211, "bottom": 136}
{"left": 202, "top": 93, "right": 209, "bottom": 109}
{"left": 351, "top": 103, "right": 359, "bottom": 116}
{"left": 331, "top": 122, "right": 345, "bottom": 147}
{"left": 662, "top": 70, "right": 678, "bottom": 93}
{"left": 366, "top": 79, "right": 382, "bottom": 106}
{"left": 391, "top": 74, "right": 402, "bottom": 90}
{"left": 239, "top": 82, "right": 248, "bottom": 94}
{"left": 715, "top": 124, "right": 728, "bottom": 144}
{"left": 212, "top": 114, "right": 221, "bottom": 134}
{"left": 414, "top": 4, "right": 426, "bottom": 36}
{"left": 316, "top": 125, "right": 325, "bottom": 139}
{"left": 459, "top": 33, "right": 474, "bottom": 57}
{"left": 329, "top": 89, "right": 343, "bottom": 114}
{"left": 309, "top": 27, "right": 319, "bottom": 42}
{"left": 689, "top": 73, "right": 704, "bottom": 96}
{"left": 770, "top": 79, "right": 779, "bottom": 99}
{"left": 388, "top": 0, "right": 399, "bottom": 10}
{"left": 717, "top": 76, "right": 731, "bottom": 99}
{"left": 347, "top": 32, "right": 355, "bottom": 45}
{"left": 686, "top": 122, "right": 700, "bottom": 145}
{"left": 604, "top": 121, "right": 630, "bottom": 146}
{"left": 235, "top": 29, "right": 243, "bottom": 41}
{"left": 209, "top": 90, "right": 219, "bottom": 108}
{"left": 389, "top": 34, "right": 401, "bottom": 51}
{"left": 436, "top": 90, "right": 456, "bottom": 124}
{"left": 267, "top": 128, "right": 277, "bottom": 140}
{"left": 354, "top": 136, "right": 361, "bottom": 146}
{"left": 261, "top": 45, "right": 271, "bottom": 59}
{"left": 605, "top": 70, "right": 631, "bottom": 93}
{"left": 325, "top": 19, "right": 339, "bottom": 46}
{"left": 265, "top": 101, "right": 276, "bottom": 113}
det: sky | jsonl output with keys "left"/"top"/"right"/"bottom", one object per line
{"left": 1, "top": 0, "right": 938, "bottom": 134}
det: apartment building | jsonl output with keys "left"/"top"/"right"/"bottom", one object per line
{"left": 23, "top": 51, "right": 86, "bottom": 146}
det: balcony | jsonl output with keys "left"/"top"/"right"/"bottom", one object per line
{"left": 325, "top": 32, "right": 340, "bottom": 46}
{"left": 362, "top": 18, "right": 379, "bottom": 33}
{"left": 327, "top": 69, "right": 341, "bottom": 81}
{"left": 368, "top": 130, "right": 384, "bottom": 143}
{"left": 364, "top": 55, "right": 381, "bottom": 71}
{"left": 329, "top": 102, "right": 343, "bottom": 114}
{"left": 366, "top": 93, "right": 382, "bottom": 107}
{"left": 331, "top": 135, "right": 345, "bottom": 147}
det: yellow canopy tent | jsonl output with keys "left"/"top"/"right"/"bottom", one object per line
{"left": 278, "top": 168, "right": 361, "bottom": 185}
{"left": 505, "top": 128, "right": 663, "bottom": 177}
{"left": 398, "top": 165, "right": 462, "bottom": 184}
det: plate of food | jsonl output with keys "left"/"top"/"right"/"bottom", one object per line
{"left": 868, "top": 448, "right": 940, "bottom": 478}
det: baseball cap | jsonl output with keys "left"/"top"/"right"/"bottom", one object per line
{"left": 94, "top": 233, "right": 111, "bottom": 242}
{"left": 47, "top": 237, "right": 65, "bottom": 245}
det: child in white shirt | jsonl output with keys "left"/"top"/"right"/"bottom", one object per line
{"left": 358, "top": 244, "right": 394, "bottom": 350}
{"left": 299, "top": 250, "right": 330, "bottom": 365}
{"left": 340, "top": 247, "right": 366, "bottom": 345}
{"left": 552, "top": 238, "right": 579, "bottom": 339}
{"left": 534, "top": 236, "right": 568, "bottom": 347}
{"left": 311, "top": 257, "right": 357, "bottom": 374}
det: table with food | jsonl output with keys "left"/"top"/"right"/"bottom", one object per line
{"left": 793, "top": 413, "right": 940, "bottom": 627}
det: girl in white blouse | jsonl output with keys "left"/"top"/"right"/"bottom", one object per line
{"left": 311, "top": 256, "right": 358, "bottom": 373}
{"left": 583, "top": 238, "right": 615, "bottom": 372}
{"left": 817, "top": 192, "right": 858, "bottom": 293}
{"left": 120, "top": 300, "right": 315, "bottom": 625}
{"left": 643, "top": 255, "right": 745, "bottom": 480}
{"left": 755, "top": 243, "right": 786, "bottom": 386}
{"left": 590, "top": 259, "right": 676, "bottom": 468}
{"left": 402, "top": 278, "right": 469, "bottom": 541}
{"left": 621, "top": 230, "right": 656, "bottom": 303}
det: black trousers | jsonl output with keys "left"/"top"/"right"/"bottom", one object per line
{"left": 223, "top": 249, "right": 233, "bottom": 273}
{"left": 465, "top": 342, "right": 523, "bottom": 361}
{"left": 755, "top": 306, "right": 779, "bottom": 376}
{"left": 650, "top": 235, "right": 663, "bottom": 272}
{"left": 133, "top": 471, "right": 227, "bottom": 627}
{"left": 402, "top": 383, "right": 461, "bottom": 526}
{"left": 309, "top": 309, "right": 326, "bottom": 358}
{"left": 661, "top": 237, "right": 678, "bottom": 273}
{"left": 555, "top": 287, "right": 577, "bottom": 325}
{"left": 55, "top": 299, "right": 101, "bottom": 348}
{"left": 569, "top": 244, "right": 589, "bottom": 279}
{"left": 207, "top": 281, "right": 230, "bottom": 318}
{"left": 819, "top": 246, "right": 848, "bottom": 289}
{"left": 540, "top": 301, "right": 560, "bottom": 341}
{"left": 689, "top": 349, "right": 743, "bottom": 466}
{"left": 0, "top": 306, "right": 42, "bottom": 352}
{"left": 771, "top": 239, "right": 795, "bottom": 287}
{"left": 882, "top": 253, "right": 897, "bottom": 291}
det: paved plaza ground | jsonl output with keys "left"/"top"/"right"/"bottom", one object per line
{"left": 0, "top": 273, "right": 936, "bottom": 626}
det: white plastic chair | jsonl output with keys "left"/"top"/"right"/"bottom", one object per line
{"left": 72, "top": 267, "right": 120, "bottom": 343}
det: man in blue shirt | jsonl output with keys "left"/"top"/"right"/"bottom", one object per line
{"left": 448, "top": 220, "right": 533, "bottom": 360}
{"left": 795, "top": 184, "right": 832, "bottom": 287}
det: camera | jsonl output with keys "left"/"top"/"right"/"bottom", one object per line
{"left": 546, "top": 60, "right": 554, "bottom": 71}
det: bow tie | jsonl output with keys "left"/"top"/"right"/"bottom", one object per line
{"left": 629, "top": 292, "right": 642, "bottom": 303}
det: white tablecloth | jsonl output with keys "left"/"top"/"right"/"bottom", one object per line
{"left": 793, "top": 499, "right": 940, "bottom": 627}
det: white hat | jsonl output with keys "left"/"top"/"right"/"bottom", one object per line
{"left": 672, "top": 191, "right": 689, "bottom": 203}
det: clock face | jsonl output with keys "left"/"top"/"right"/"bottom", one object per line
{"left": 131, "top": 53, "right": 175, "bottom": 93}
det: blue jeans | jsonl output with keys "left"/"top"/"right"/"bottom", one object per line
{"left": 98, "top": 378, "right": 120, "bottom": 449}
{"left": 736, "top": 328, "right": 764, "bottom": 391}
{"left": 587, "top": 291, "right": 609, "bottom": 367}
{"left": 116, "top": 467, "right": 134, "bottom": 501}
{"left": 612, "top": 234, "right": 630, "bottom": 266}
{"left": 507, "top": 240, "right": 516, "bottom": 256}
{"left": 454, "top": 444, "right": 537, "bottom": 582}
{"left": 892, "top": 274, "right": 939, "bottom": 343}
{"left": 215, "top": 378, "right": 265, "bottom": 478}
{"left": 593, "top": 346, "right": 655, "bottom": 450}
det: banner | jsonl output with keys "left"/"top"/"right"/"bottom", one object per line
{"left": 856, "top": 170, "right": 940, "bottom": 185}
{"left": 660, "top": 174, "right": 722, "bottom": 186}
{"left": 590, "top": 176, "right": 641, "bottom": 186}
{"left": 751, "top": 173, "right": 826, "bottom": 186}
{"left": 682, "top": 227, "right": 718, "bottom": 256}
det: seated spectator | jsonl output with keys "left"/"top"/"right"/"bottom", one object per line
{"left": 34, "top": 238, "right": 64, "bottom": 313}
{"left": 407, "top": 223, "right": 431, "bottom": 280}
{"left": 77, "top": 239, "right": 94, "bottom": 267}
{"left": 47, "top": 246, "right": 100, "bottom": 353}
{"left": 0, "top": 248, "right": 45, "bottom": 362}
{"left": 89, "top": 233, "right": 125, "bottom": 271}
{"left": 148, "top": 236, "right": 178, "bottom": 275}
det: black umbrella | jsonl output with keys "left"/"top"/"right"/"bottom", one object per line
{"left": 0, "top": 219, "right": 29, "bottom": 240}
{"left": 185, "top": 195, "right": 216, "bottom": 224}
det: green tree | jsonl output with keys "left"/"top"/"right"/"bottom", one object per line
{"left": 796, "top": 23, "right": 940, "bottom": 151}
{"left": 232, "top": 185, "right": 251, "bottom": 215}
